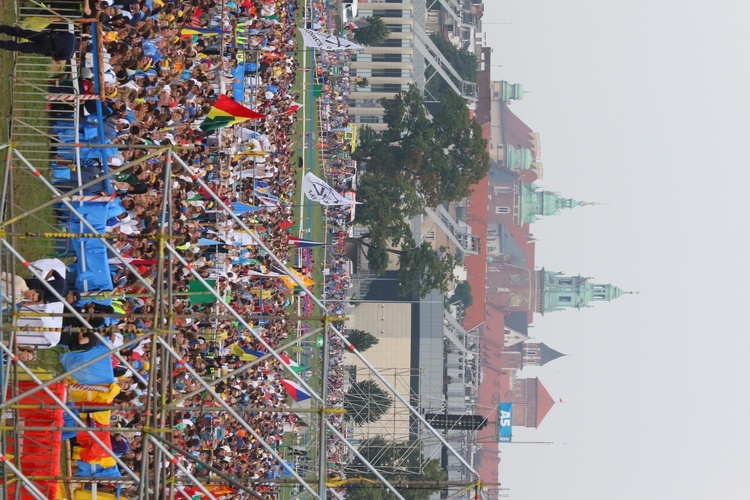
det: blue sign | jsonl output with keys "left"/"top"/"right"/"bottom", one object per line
{"left": 498, "top": 402, "right": 512, "bottom": 442}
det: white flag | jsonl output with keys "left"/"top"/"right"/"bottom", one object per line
{"left": 303, "top": 172, "right": 360, "bottom": 206}
{"left": 298, "top": 28, "right": 363, "bottom": 51}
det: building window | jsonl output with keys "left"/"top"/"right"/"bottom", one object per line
{"left": 558, "top": 278, "right": 573, "bottom": 285}
{"left": 386, "top": 24, "right": 412, "bottom": 33}
{"left": 372, "top": 53, "right": 410, "bottom": 63}
{"left": 381, "top": 9, "right": 411, "bottom": 18}
{"left": 495, "top": 206, "right": 510, "bottom": 214}
{"left": 493, "top": 186, "right": 512, "bottom": 195}
{"left": 352, "top": 53, "right": 371, "bottom": 63}
{"left": 380, "top": 38, "right": 411, "bottom": 48}
{"left": 371, "top": 84, "right": 404, "bottom": 93}
{"left": 351, "top": 99, "right": 379, "bottom": 107}
{"left": 357, "top": 115, "right": 381, "bottom": 124}
{"left": 559, "top": 296, "right": 572, "bottom": 303}
{"left": 372, "top": 68, "right": 405, "bottom": 78}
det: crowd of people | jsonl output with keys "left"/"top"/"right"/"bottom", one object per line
{"left": 0, "top": 0, "right": 368, "bottom": 496}
{"left": 0, "top": 0, "right": 394, "bottom": 494}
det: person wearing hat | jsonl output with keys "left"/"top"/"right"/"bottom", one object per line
{"left": 0, "top": 24, "right": 78, "bottom": 60}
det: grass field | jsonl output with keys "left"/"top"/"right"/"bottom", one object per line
{"left": 0, "top": 2, "right": 13, "bottom": 144}
{"left": 282, "top": 36, "right": 334, "bottom": 499}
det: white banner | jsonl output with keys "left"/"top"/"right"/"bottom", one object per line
{"left": 303, "top": 172, "right": 360, "bottom": 206}
{"left": 298, "top": 28, "right": 363, "bottom": 51}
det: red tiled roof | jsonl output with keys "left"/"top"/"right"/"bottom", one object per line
{"left": 534, "top": 378, "right": 556, "bottom": 428}
{"left": 474, "top": 48, "right": 492, "bottom": 127}
{"left": 463, "top": 123, "right": 491, "bottom": 332}
{"left": 519, "top": 168, "right": 538, "bottom": 183}
{"left": 500, "top": 102, "right": 536, "bottom": 153}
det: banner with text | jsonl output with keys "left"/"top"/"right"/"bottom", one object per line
{"left": 302, "top": 172, "right": 360, "bottom": 206}
{"left": 299, "top": 28, "right": 363, "bottom": 51}
{"left": 498, "top": 402, "right": 513, "bottom": 442}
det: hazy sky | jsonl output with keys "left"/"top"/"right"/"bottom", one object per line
{"left": 482, "top": 1, "right": 750, "bottom": 499}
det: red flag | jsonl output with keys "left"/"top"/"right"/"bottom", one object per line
{"left": 286, "top": 102, "right": 302, "bottom": 115}
{"left": 214, "top": 94, "right": 265, "bottom": 120}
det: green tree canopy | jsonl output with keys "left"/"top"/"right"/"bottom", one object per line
{"left": 346, "top": 329, "right": 380, "bottom": 352}
{"left": 351, "top": 85, "right": 488, "bottom": 298}
{"left": 451, "top": 281, "right": 473, "bottom": 307}
{"left": 346, "top": 232, "right": 458, "bottom": 298}
{"left": 424, "top": 33, "right": 478, "bottom": 102}
{"left": 344, "top": 380, "right": 392, "bottom": 425}
{"left": 356, "top": 85, "right": 489, "bottom": 209}
{"left": 345, "top": 437, "right": 447, "bottom": 500}
{"left": 355, "top": 76, "right": 369, "bottom": 88}
{"left": 428, "top": 33, "right": 478, "bottom": 81}
{"left": 352, "top": 16, "right": 391, "bottom": 46}
{"left": 397, "top": 242, "right": 458, "bottom": 298}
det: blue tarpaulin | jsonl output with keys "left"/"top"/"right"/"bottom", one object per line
{"left": 68, "top": 201, "right": 124, "bottom": 291}
{"left": 61, "top": 344, "right": 115, "bottom": 385}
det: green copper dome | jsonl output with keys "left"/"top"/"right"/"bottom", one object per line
{"left": 538, "top": 270, "right": 626, "bottom": 314}
{"left": 504, "top": 144, "right": 533, "bottom": 171}
{"left": 518, "top": 183, "right": 585, "bottom": 225}
{"left": 501, "top": 81, "right": 525, "bottom": 102}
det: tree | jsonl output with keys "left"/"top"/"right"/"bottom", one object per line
{"left": 355, "top": 76, "right": 369, "bottom": 88}
{"left": 397, "top": 242, "right": 458, "bottom": 298}
{"left": 424, "top": 33, "right": 478, "bottom": 102}
{"left": 358, "top": 86, "right": 489, "bottom": 208}
{"left": 352, "top": 16, "right": 391, "bottom": 46}
{"left": 346, "top": 232, "right": 458, "bottom": 298}
{"left": 344, "top": 380, "right": 392, "bottom": 425}
{"left": 353, "top": 85, "right": 488, "bottom": 214}
{"left": 345, "top": 436, "right": 447, "bottom": 500}
{"left": 347, "top": 329, "right": 380, "bottom": 352}
{"left": 451, "top": 281, "right": 473, "bottom": 307}
{"left": 351, "top": 86, "right": 488, "bottom": 298}
{"left": 428, "top": 33, "right": 478, "bottom": 81}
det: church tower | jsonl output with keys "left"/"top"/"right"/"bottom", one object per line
{"left": 503, "top": 144, "right": 534, "bottom": 172}
{"left": 503, "top": 377, "right": 556, "bottom": 428}
{"left": 522, "top": 341, "right": 566, "bottom": 368}
{"left": 535, "top": 269, "right": 627, "bottom": 315}
{"left": 518, "top": 183, "right": 590, "bottom": 226}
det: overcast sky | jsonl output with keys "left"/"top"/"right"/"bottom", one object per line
{"left": 482, "top": 1, "right": 750, "bottom": 499}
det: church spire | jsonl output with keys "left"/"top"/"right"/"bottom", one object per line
{"left": 522, "top": 341, "right": 566, "bottom": 368}
{"left": 519, "top": 183, "right": 591, "bottom": 225}
{"left": 535, "top": 269, "right": 629, "bottom": 315}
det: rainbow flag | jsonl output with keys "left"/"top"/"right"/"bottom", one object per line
{"left": 280, "top": 379, "right": 311, "bottom": 402}
{"left": 200, "top": 95, "right": 265, "bottom": 132}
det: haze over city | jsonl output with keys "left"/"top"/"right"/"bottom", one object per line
{"left": 483, "top": 1, "right": 750, "bottom": 499}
